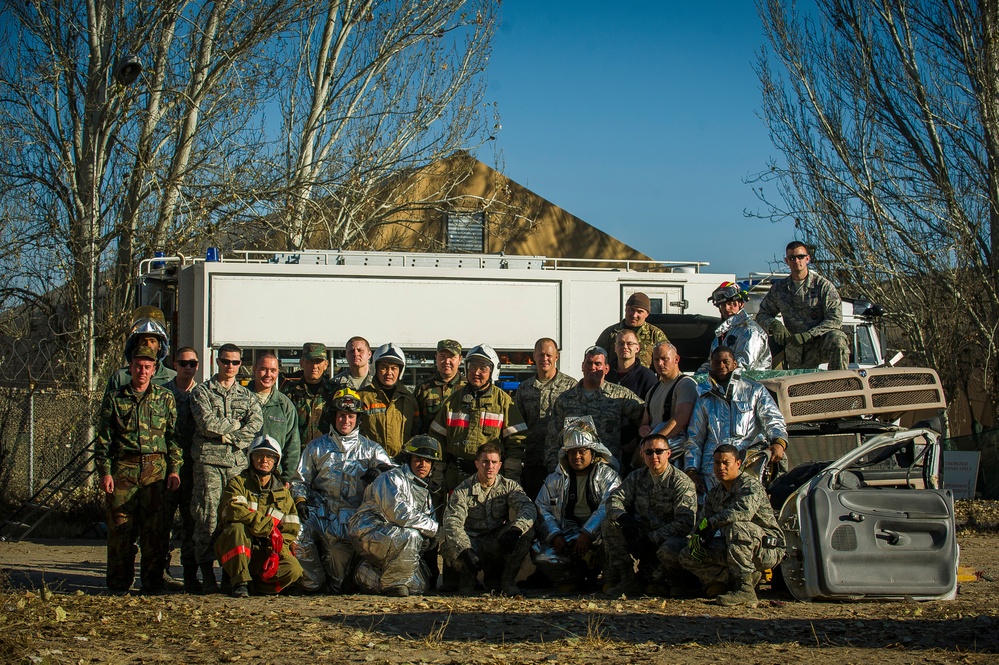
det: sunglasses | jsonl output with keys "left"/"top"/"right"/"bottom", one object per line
{"left": 785, "top": 254, "right": 809, "bottom": 261}
{"left": 218, "top": 358, "right": 241, "bottom": 367}
{"left": 643, "top": 448, "right": 669, "bottom": 456}
{"left": 176, "top": 359, "right": 199, "bottom": 368}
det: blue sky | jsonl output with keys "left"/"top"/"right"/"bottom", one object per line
{"left": 481, "top": 1, "right": 794, "bottom": 277}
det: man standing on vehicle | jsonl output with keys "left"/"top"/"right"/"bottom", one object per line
{"left": 331, "top": 336, "right": 374, "bottom": 391}
{"left": 514, "top": 337, "right": 577, "bottom": 500}
{"left": 679, "top": 444, "right": 784, "bottom": 606}
{"left": 595, "top": 292, "right": 668, "bottom": 368}
{"left": 639, "top": 342, "right": 698, "bottom": 459}
{"left": 696, "top": 282, "right": 771, "bottom": 373}
{"left": 164, "top": 347, "right": 201, "bottom": 592}
{"left": 547, "top": 346, "right": 644, "bottom": 473}
{"left": 284, "top": 342, "right": 334, "bottom": 448}
{"left": 252, "top": 352, "right": 300, "bottom": 481}
{"left": 96, "top": 344, "right": 181, "bottom": 595}
{"left": 683, "top": 346, "right": 788, "bottom": 497}
{"left": 430, "top": 344, "right": 528, "bottom": 488}
{"left": 415, "top": 339, "right": 465, "bottom": 435}
{"left": 756, "top": 241, "right": 850, "bottom": 370}
{"left": 356, "top": 343, "right": 420, "bottom": 458}
{"left": 190, "top": 343, "right": 263, "bottom": 594}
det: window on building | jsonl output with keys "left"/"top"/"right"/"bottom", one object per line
{"left": 446, "top": 211, "right": 486, "bottom": 252}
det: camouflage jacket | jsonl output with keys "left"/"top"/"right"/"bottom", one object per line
{"left": 414, "top": 372, "right": 465, "bottom": 434}
{"left": 595, "top": 320, "right": 668, "bottom": 368}
{"left": 164, "top": 378, "right": 197, "bottom": 457}
{"left": 358, "top": 381, "right": 420, "bottom": 458}
{"left": 443, "top": 474, "right": 536, "bottom": 552}
{"left": 285, "top": 378, "right": 335, "bottom": 448}
{"left": 191, "top": 377, "right": 263, "bottom": 469}
{"left": 514, "top": 371, "right": 577, "bottom": 469}
{"left": 546, "top": 381, "right": 644, "bottom": 469}
{"left": 429, "top": 383, "right": 528, "bottom": 474}
{"left": 95, "top": 383, "right": 180, "bottom": 477}
{"left": 605, "top": 464, "right": 697, "bottom": 545}
{"left": 330, "top": 368, "right": 373, "bottom": 392}
{"left": 104, "top": 362, "right": 176, "bottom": 396}
{"left": 700, "top": 473, "right": 782, "bottom": 543}
{"left": 257, "top": 388, "right": 301, "bottom": 480}
{"left": 755, "top": 269, "right": 843, "bottom": 338}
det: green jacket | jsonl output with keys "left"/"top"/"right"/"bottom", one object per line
{"left": 358, "top": 381, "right": 420, "bottom": 458}
{"left": 257, "top": 388, "right": 301, "bottom": 479}
{"left": 95, "top": 383, "right": 180, "bottom": 477}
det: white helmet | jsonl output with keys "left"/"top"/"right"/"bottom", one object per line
{"left": 249, "top": 434, "right": 282, "bottom": 465}
{"left": 465, "top": 344, "right": 500, "bottom": 372}
{"left": 372, "top": 342, "right": 406, "bottom": 371}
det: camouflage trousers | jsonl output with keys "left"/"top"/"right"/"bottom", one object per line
{"left": 352, "top": 524, "right": 432, "bottom": 594}
{"left": 442, "top": 524, "right": 534, "bottom": 585}
{"left": 602, "top": 519, "right": 687, "bottom": 585}
{"left": 214, "top": 522, "right": 302, "bottom": 594}
{"left": 191, "top": 462, "right": 242, "bottom": 565}
{"left": 105, "top": 456, "right": 169, "bottom": 592}
{"left": 786, "top": 329, "right": 850, "bottom": 371}
{"left": 678, "top": 521, "right": 783, "bottom": 586}
{"left": 163, "top": 459, "right": 196, "bottom": 566}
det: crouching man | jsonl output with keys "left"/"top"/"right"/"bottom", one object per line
{"left": 349, "top": 436, "right": 441, "bottom": 597}
{"left": 442, "top": 442, "right": 536, "bottom": 595}
{"left": 601, "top": 432, "right": 697, "bottom": 597}
{"left": 215, "top": 435, "right": 302, "bottom": 597}
{"left": 532, "top": 417, "right": 621, "bottom": 592}
{"left": 679, "top": 444, "right": 785, "bottom": 606}
{"left": 292, "top": 388, "right": 395, "bottom": 593}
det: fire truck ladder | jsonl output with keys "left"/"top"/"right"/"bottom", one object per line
{"left": 0, "top": 440, "right": 96, "bottom": 542}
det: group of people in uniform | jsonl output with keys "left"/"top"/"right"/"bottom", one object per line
{"left": 94, "top": 241, "right": 848, "bottom": 606}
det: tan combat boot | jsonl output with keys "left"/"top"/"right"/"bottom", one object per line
{"left": 716, "top": 575, "right": 758, "bottom": 607}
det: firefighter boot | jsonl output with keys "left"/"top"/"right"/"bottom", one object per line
{"left": 716, "top": 575, "right": 758, "bottom": 607}
{"left": 200, "top": 562, "right": 219, "bottom": 595}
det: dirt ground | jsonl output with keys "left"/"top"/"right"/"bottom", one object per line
{"left": 1, "top": 529, "right": 996, "bottom": 665}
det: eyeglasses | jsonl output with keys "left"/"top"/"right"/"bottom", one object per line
{"left": 643, "top": 448, "right": 669, "bottom": 456}
{"left": 176, "top": 360, "right": 198, "bottom": 368}
{"left": 785, "top": 254, "right": 809, "bottom": 261}
{"left": 218, "top": 358, "right": 241, "bottom": 367}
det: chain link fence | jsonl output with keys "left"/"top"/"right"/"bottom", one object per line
{"left": 0, "top": 387, "right": 99, "bottom": 506}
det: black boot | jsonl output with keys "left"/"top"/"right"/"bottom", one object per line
{"left": 200, "top": 562, "right": 219, "bottom": 595}
{"left": 183, "top": 564, "right": 201, "bottom": 594}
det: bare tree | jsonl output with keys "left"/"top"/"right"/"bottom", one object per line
{"left": 262, "top": 0, "right": 499, "bottom": 250}
{"left": 753, "top": 0, "right": 999, "bottom": 420}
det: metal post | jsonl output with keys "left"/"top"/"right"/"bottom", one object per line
{"left": 28, "top": 391, "right": 34, "bottom": 497}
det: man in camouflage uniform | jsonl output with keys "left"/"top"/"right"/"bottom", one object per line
{"left": 756, "top": 241, "right": 850, "bottom": 370}
{"left": 547, "top": 346, "right": 644, "bottom": 472}
{"left": 679, "top": 444, "right": 784, "bottom": 606}
{"left": 96, "top": 345, "right": 181, "bottom": 595}
{"left": 594, "top": 292, "right": 668, "bottom": 368}
{"left": 514, "top": 337, "right": 576, "bottom": 500}
{"left": 252, "top": 352, "right": 300, "bottom": 480}
{"left": 284, "top": 342, "right": 334, "bottom": 448}
{"left": 190, "top": 343, "right": 263, "bottom": 593}
{"left": 602, "top": 433, "right": 696, "bottom": 597}
{"left": 442, "top": 442, "right": 537, "bottom": 595}
{"left": 331, "top": 336, "right": 374, "bottom": 391}
{"left": 104, "top": 306, "right": 176, "bottom": 394}
{"left": 430, "top": 344, "right": 528, "bottom": 489}
{"left": 164, "top": 347, "right": 200, "bottom": 592}
{"left": 415, "top": 339, "right": 465, "bottom": 435}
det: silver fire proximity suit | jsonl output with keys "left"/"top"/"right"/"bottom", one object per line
{"left": 291, "top": 428, "right": 394, "bottom": 592}
{"left": 348, "top": 465, "right": 438, "bottom": 595}
{"left": 531, "top": 434, "right": 621, "bottom": 585}
{"left": 695, "top": 309, "right": 772, "bottom": 373}
{"left": 682, "top": 375, "right": 787, "bottom": 492}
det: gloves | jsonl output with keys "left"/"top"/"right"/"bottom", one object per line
{"left": 269, "top": 525, "right": 285, "bottom": 554}
{"left": 458, "top": 548, "right": 482, "bottom": 573}
{"left": 693, "top": 517, "right": 713, "bottom": 542}
{"left": 361, "top": 467, "right": 382, "bottom": 484}
{"left": 792, "top": 332, "right": 810, "bottom": 346}
{"left": 768, "top": 320, "right": 791, "bottom": 345}
{"left": 498, "top": 527, "right": 523, "bottom": 550}
{"left": 616, "top": 513, "right": 643, "bottom": 546}
{"left": 687, "top": 533, "right": 708, "bottom": 561}
{"left": 296, "top": 501, "right": 309, "bottom": 521}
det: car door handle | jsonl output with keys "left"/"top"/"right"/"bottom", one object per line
{"left": 878, "top": 529, "right": 901, "bottom": 545}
